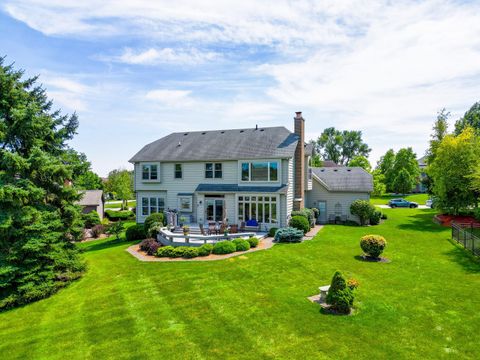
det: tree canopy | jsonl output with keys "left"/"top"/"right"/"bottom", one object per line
{"left": 376, "top": 148, "right": 420, "bottom": 193}
{"left": 105, "top": 169, "right": 133, "bottom": 208}
{"left": 455, "top": 101, "right": 480, "bottom": 135}
{"left": 313, "top": 127, "right": 370, "bottom": 165}
{"left": 75, "top": 170, "right": 104, "bottom": 190}
{"left": 348, "top": 155, "right": 371, "bottom": 172}
{"left": 0, "top": 58, "right": 85, "bottom": 310}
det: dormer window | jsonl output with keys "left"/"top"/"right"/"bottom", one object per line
{"left": 142, "top": 164, "right": 159, "bottom": 181}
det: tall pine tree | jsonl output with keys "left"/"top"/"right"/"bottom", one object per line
{"left": 0, "top": 58, "right": 85, "bottom": 310}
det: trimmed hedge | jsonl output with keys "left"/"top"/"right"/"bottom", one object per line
{"left": 268, "top": 227, "right": 278, "bottom": 237}
{"left": 232, "top": 239, "right": 250, "bottom": 251}
{"left": 274, "top": 227, "right": 304, "bottom": 243}
{"left": 289, "top": 215, "right": 310, "bottom": 234}
{"left": 291, "top": 208, "right": 315, "bottom": 227}
{"left": 156, "top": 245, "right": 175, "bottom": 257}
{"left": 247, "top": 237, "right": 259, "bottom": 248}
{"left": 369, "top": 210, "right": 382, "bottom": 225}
{"left": 360, "top": 235, "right": 387, "bottom": 258}
{"left": 126, "top": 224, "right": 146, "bottom": 241}
{"left": 212, "top": 241, "right": 236, "bottom": 255}
{"left": 198, "top": 243, "right": 214, "bottom": 256}
{"left": 82, "top": 211, "right": 101, "bottom": 228}
{"left": 105, "top": 209, "right": 134, "bottom": 221}
{"left": 178, "top": 247, "right": 199, "bottom": 258}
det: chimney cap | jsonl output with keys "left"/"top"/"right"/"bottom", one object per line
{"left": 295, "top": 111, "right": 302, "bottom": 117}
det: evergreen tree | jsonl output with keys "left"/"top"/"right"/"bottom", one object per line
{"left": 326, "top": 271, "right": 354, "bottom": 314}
{"left": 0, "top": 58, "right": 85, "bottom": 310}
{"left": 455, "top": 101, "right": 480, "bottom": 135}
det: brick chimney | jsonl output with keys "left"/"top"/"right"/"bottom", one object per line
{"left": 293, "top": 111, "right": 305, "bottom": 210}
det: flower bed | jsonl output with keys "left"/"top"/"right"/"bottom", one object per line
{"left": 435, "top": 214, "right": 480, "bottom": 227}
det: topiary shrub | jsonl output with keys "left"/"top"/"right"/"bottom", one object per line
{"left": 144, "top": 213, "right": 165, "bottom": 236}
{"left": 289, "top": 215, "right": 310, "bottom": 234}
{"left": 156, "top": 245, "right": 175, "bottom": 257}
{"left": 82, "top": 211, "right": 101, "bottom": 228}
{"left": 268, "top": 227, "right": 278, "bottom": 237}
{"left": 274, "top": 227, "right": 304, "bottom": 243}
{"left": 350, "top": 200, "right": 375, "bottom": 225}
{"left": 125, "top": 224, "right": 146, "bottom": 241}
{"left": 291, "top": 209, "right": 315, "bottom": 228}
{"left": 198, "top": 243, "right": 214, "bottom": 256}
{"left": 232, "top": 239, "right": 251, "bottom": 251}
{"left": 212, "top": 240, "right": 236, "bottom": 254}
{"left": 91, "top": 224, "right": 104, "bottom": 238}
{"left": 105, "top": 210, "right": 134, "bottom": 221}
{"left": 326, "top": 271, "right": 355, "bottom": 314}
{"left": 360, "top": 235, "right": 387, "bottom": 258}
{"left": 369, "top": 211, "right": 382, "bottom": 225}
{"left": 247, "top": 237, "right": 259, "bottom": 248}
{"left": 181, "top": 247, "right": 199, "bottom": 258}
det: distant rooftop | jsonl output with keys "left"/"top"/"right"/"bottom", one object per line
{"left": 312, "top": 167, "right": 373, "bottom": 192}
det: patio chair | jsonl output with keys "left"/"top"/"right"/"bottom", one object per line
{"left": 340, "top": 214, "right": 347, "bottom": 224}
{"left": 239, "top": 221, "right": 246, "bottom": 232}
{"left": 219, "top": 223, "right": 227, "bottom": 234}
{"left": 229, "top": 224, "right": 238, "bottom": 234}
{"left": 208, "top": 222, "right": 216, "bottom": 235}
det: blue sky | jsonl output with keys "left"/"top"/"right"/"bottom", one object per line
{"left": 1, "top": 0, "right": 480, "bottom": 176}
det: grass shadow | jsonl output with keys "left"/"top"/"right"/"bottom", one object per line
{"left": 80, "top": 238, "right": 136, "bottom": 253}
{"left": 444, "top": 239, "right": 480, "bottom": 273}
{"left": 396, "top": 212, "right": 446, "bottom": 233}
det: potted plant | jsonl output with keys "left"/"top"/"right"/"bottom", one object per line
{"left": 183, "top": 225, "right": 190, "bottom": 236}
{"left": 179, "top": 216, "right": 187, "bottom": 227}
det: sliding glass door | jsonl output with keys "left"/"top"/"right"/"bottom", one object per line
{"left": 205, "top": 199, "right": 224, "bottom": 222}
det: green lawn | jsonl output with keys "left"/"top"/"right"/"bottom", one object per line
{"left": 1, "top": 209, "right": 479, "bottom": 359}
{"left": 105, "top": 200, "right": 136, "bottom": 209}
{"left": 370, "top": 193, "right": 429, "bottom": 205}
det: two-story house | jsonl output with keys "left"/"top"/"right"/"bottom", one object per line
{"left": 129, "top": 112, "right": 372, "bottom": 229}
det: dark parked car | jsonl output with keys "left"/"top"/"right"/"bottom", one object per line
{"left": 388, "top": 198, "right": 418, "bottom": 208}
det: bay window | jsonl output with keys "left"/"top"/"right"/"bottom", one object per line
{"left": 238, "top": 195, "right": 278, "bottom": 224}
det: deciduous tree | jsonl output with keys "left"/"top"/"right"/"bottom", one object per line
{"left": 348, "top": 155, "right": 371, "bottom": 172}
{"left": 105, "top": 169, "right": 133, "bottom": 209}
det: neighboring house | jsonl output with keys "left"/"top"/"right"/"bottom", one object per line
{"left": 129, "top": 112, "right": 373, "bottom": 229}
{"left": 77, "top": 190, "right": 105, "bottom": 220}
{"left": 413, "top": 156, "right": 427, "bottom": 193}
{"left": 306, "top": 167, "right": 373, "bottom": 223}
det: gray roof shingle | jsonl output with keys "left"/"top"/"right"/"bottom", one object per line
{"left": 312, "top": 167, "right": 373, "bottom": 192}
{"left": 129, "top": 126, "right": 299, "bottom": 162}
{"left": 77, "top": 190, "right": 104, "bottom": 206}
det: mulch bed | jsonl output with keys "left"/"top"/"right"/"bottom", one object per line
{"left": 435, "top": 214, "right": 480, "bottom": 227}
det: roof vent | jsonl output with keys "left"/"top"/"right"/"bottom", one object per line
{"left": 184, "top": 133, "right": 188, "bottom": 136}
{"left": 321, "top": 169, "right": 325, "bottom": 172}
{"left": 260, "top": 129, "right": 264, "bottom": 132}
{"left": 347, "top": 169, "right": 352, "bottom": 172}
{"left": 177, "top": 141, "right": 181, "bottom": 147}
{"left": 240, "top": 130, "right": 244, "bottom": 133}
{"left": 201, "top": 132, "right": 206, "bottom": 135}
{"left": 334, "top": 169, "right": 338, "bottom": 172}
{"left": 221, "top": 131, "right": 225, "bottom": 134}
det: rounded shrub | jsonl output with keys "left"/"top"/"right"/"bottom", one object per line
{"left": 289, "top": 215, "right": 310, "bottom": 234}
{"left": 125, "top": 224, "right": 146, "bottom": 241}
{"left": 311, "top": 207, "right": 320, "bottom": 220}
{"left": 268, "top": 227, "right": 278, "bottom": 237}
{"left": 247, "top": 237, "right": 259, "bottom": 248}
{"left": 144, "top": 213, "right": 165, "bottom": 236}
{"left": 212, "top": 240, "right": 236, "bottom": 255}
{"left": 172, "top": 246, "right": 190, "bottom": 258}
{"left": 232, "top": 239, "right": 250, "bottom": 252}
{"left": 181, "top": 247, "right": 199, "bottom": 258}
{"left": 291, "top": 209, "right": 314, "bottom": 228}
{"left": 82, "top": 211, "right": 101, "bottom": 228}
{"left": 155, "top": 245, "right": 175, "bottom": 257}
{"left": 91, "top": 224, "right": 104, "bottom": 238}
{"left": 274, "top": 227, "right": 304, "bottom": 243}
{"left": 350, "top": 200, "right": 375, "bottom": 226}
{"left": 360, "top": 235, "right": 387, "bottom": 258}
{"left": 369, "top": 211, "right": 382, "bottom": 225}
{"left": 198, "top": 243, "right": 214, "bottom": 256}
{"left": 381, "top": 213, "right": 388, "bottom": 220}
{"left": 139, "top": 238, "right": 160, "bottom": 255}
{"left": 326, "top": 271, "right": 355, "bottom": 314}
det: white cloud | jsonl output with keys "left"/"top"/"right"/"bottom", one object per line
{"left": 145, "top": 89, "right": 193, "bottom": 107}
{"left": 108, "top": 47, "right": 220, "bottom": 65}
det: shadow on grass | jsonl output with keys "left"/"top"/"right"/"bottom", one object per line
{"left": 353, "top": 255, "right": 391, "bottom": 263}
{"left": 80, "top": 238, "right": 136, "bottom": 253}
{"left": 396, "top": 212, "right": 446, "bottom": 233}
{"left": 444, "top": 240, "right": 480, "bottom": 273}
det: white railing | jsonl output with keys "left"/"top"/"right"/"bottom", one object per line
{"left": 157, "top": 228, "right": 257, "bottom": 247}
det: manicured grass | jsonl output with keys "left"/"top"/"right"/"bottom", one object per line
{"left": 105, "top": 200, "right": 136, "bottom": 209}
{"left": 1, "top": 209, "right": 480, "bottom": 359}
{"left": 370, "top": 193, "right": 429, "bottom": 205}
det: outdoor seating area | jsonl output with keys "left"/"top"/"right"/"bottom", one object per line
{"left": 328, "top": 214, "right": 348, "bottom": 224}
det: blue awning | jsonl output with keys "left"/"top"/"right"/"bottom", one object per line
{"left": 195, "top": 184, "right": 288, "bottom": 194}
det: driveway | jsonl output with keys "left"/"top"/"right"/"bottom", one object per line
{"left": 376, "top": 204, "right": 430, "bottom": 209}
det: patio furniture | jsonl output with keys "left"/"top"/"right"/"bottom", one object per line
{"left": 328, "top": 214, "right": 336, "bottom": 224}
{"left": 229, "top": 224, "right": 238, "bottom": 234}
{"left": 208, "top": 222, "right": 216, "bottom": 235}
{"left": 219, "top": 223, "right": 227, "bottom": 234}
{"left": 340, "top": 214, "right": 347, "bottom": 224}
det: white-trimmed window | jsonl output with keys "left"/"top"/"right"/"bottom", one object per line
{"left": 142, "top": 164, "right": 159, "bottom": 181}
{"left": 174, "top": 164, "right": 182, "bottom": 179}
{"left": 205, "top": 163, "right": 222, "bottom": 178}
{"left": 238, "top": 195, "right": 278, "bottom": 224}
{"left": 178, "top": 196, "right": 192, "bottom": 212}
{"left": 141, "top": 197, "right": 165, "bottom": 216}
{"left": 241, "top": 162, "right": 278, "bottom": 182}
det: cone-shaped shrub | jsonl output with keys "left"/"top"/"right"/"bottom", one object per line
{"left": 326, "top": 271, "right": 354, "bottom": 314}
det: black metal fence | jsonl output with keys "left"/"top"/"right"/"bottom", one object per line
{"left": 452, "top": 222, "right": 480, "bottom": 256}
